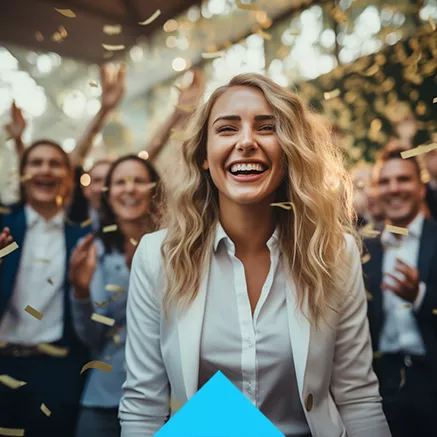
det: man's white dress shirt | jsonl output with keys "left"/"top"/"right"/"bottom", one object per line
{"left": 198, "top": 224, "right": 310, "bottom": 437}
{"left": 0, "top": 205, "right": 66, "bottom": 345}
{"left": 379, "top": 212, "right": 426, "bottom": 355}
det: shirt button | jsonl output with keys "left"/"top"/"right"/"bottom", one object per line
{"left": 305, "top": 393, "right": 313, "bottom": 412}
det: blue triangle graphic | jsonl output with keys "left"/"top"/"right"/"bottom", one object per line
{"left": 154, "top": 371, "right": 285, "bottom": 437}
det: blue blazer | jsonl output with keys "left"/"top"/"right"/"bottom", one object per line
{"left": 0, "top": 205, "right": 90, "bottom": 356}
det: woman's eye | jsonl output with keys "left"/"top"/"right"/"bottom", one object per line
{"left": 217, "top": 126, "right": 236, "bottom": 133}
{"left": 259, "top": 125, "right": 275, "bottom": 131}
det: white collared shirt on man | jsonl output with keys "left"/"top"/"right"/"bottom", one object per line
{"left": 379, "top": 212, "right": 426, "bottom": 355}
{"left": 0, "top": 205, "right": 66, "bottom": 345}
{"left": 198, "top": 224, "right": 310, "bottom": 437}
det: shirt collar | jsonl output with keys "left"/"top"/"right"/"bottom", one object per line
{"left": 213, "top": 222, "right": 280, "bottom": 253}
{"left": 25, "top": 205, "right": 65, "bottom": 230}
{"left": 381, "top": 211, "right": 424, "bottom": 246}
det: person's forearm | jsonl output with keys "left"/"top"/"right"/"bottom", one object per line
{"left": 145, "top": 110, "right": 186, "bottom": 162}
{"left": 14, "top": 137, "right": 25, "bottom": 159}
{"left": 70, "top": 108, "right": 111, "bottom": 167}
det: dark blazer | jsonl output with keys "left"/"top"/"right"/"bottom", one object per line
{"left": 363, "top": 219, "right": 437, "bottom": 384}
{"left": 0, "top": 205, "right": 90, "bottom": 399}
{"left": 426, "top": 184, "right": 437, "bottom": 221}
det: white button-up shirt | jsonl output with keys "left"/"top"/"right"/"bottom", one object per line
{"left": 379, "top": 212, "right": 426, "bottom": 355}
{"left": 198, "top": 224, "right": 310, "bottom": 437}
{"left": 0, "top": 205, "right": 66, "bottom": 345}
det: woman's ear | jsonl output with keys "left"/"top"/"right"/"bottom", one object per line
{"left": 201, "top": 160, "right": 209, "bottom": 171}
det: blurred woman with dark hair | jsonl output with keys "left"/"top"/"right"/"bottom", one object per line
{"left": 68, "top": 155, "right": 164, "bottom": 437}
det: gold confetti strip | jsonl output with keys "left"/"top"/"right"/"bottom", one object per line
{"left": 139, "top": 9, "right": 161, "bottom": 25}
{"left": 432, "top": 309, "right": 437, "bottom": 315}
{"left": 56, "top": 195, "right": 63, "bottom": 207}
{"left": 235, "top": 0, "right": 259, "bottom": 11}
{"left": 361, "top": 253, "right": 371, "bottom": 264}
{"left": 105, "top": 284, "right": 124, "bottom": 293}
{"left": 0, "top": 375, "right": 27, "bottom": 389}
{"left": 80, "top": 361, "right": 113, "bottom": 375}
{"left": 270, "top": 202, "right": 293, "bottom": 210}
{"left": 59, "top": 25, "right": 68, "bottom": 38}
{"left": 256, "top": 29, "right": 272, "bottom": 40}
{"left": 0, "top": 207, "right": 11, "bottom": 214}
{"left": 0, "top": 242, "right": 18, "bottom": 259}
{"left": 89, "top": 81, "right": 98, "bottom": 88}
{"left": 366, "top": 291, "right": 373, "bottom": 301}
{"left": 54, "top": 8, "right": 76, "bottom": 18}
{"left": 145, "top": 182, "right": 157, "bottom": 191}
{"left": 40, "top": 403, "right": 51, "bottom": 417}
{"left": 385, "top": 225, "right": 408, "bottom": 236}
{"left": 175, "top": 104, "right": 195, "bottom": 113}
{"left": 399, "top": 304, "right": 411, "bottom": 310}
{"left": 103, "top": 24, "right": 122, "bottom": 36}
{"left": 35, "top": 31, "right": 44, "bottom": 42}
{"left": 47, "top": 278, "right": 53, "bottom": 285}
{"left": 80, "top": 218, "right": 94, "bottom": 228}
{"left": 102, "top": 44, "right": 126, "bottom": 51}
{"left": 91, "top": 313, "right": 115, "bottom": 327}
{"left": 359, "top": 224, "right": 381, "bottom": 238}
{"left": 0, "top": 428, "right": 25, "bottom": 436}
{"left": 35, "top": 259, "right": 50, "bottom": 263}
{"left": 201, "top": 51, "right": 225, "bottom": 59}
{"left": 103, "top": 224, "right": 118, "bottom": 233}
{"left": 101, "top": 186, "right": 109, "bottom": 192}
{"left": 36, "top": 343, "right": 69, "bottom": 357}
{"left": 103, "top": 52, "right": 114, "bottom": 59}
{"left": 400, "top": 367, "right": 406, "bottom": 388}
{"left": 129, "top": 238, "right": 138, "bottom": 246}
{"left": 401, "top": 144, "right": 437, "bottom": 159}
{"left": 324, "top": 89, "right": 341, "bottom": 100}
{"left": 429, "top": 16, "right": 436, "bottom": 31}
{"left": 24, "top": 305, "right": 43, "bottom": 320}
{"left": 94, "top": 301, "right": 109, "bottom": 308}
{"left": 19, "top": 174, "right": 32, "bottom": 183}
{"left": 113, "top": 334, "right": 122, "bottom": 344}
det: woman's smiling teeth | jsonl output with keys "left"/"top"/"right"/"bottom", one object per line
{"left": 229, "top": 162, "right": 267, "bottom": 175}
{"left": 122, "top": 199, "right": 141, "bottom": 207}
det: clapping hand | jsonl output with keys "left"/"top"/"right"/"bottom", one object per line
{"left": 381, "top": 258, "right": 420, "bottom": 303}
{"left": 100, "top": 64, "right": 126, "bottom": 111}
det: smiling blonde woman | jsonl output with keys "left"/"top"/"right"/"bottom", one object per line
{"left": 119, "top": 74, "right": 391, "bottom": 437}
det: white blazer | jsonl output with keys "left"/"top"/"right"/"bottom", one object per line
{"left": 119, "top": 230, "right": 391, "bottom": 437}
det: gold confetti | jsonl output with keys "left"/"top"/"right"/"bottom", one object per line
{"left": 400, "top": 367, "right": 406, "bottom": 388}
{"left": 366, "top": 291, "right": 373, "bottom": 301}
{"left": 103, "top": 52, "right": 114, "bottom": 59}
{"left": 80, "top": 218, "right": 94, "bottom": 228}
{"left": 256, "top": 29, "right": 272, "bottom": 40}
{"left": 19, "top": 174, "right": 32, "bottom": 183}
{"left": 56, "top": 195, "right": 63, "bottom": 207}
{"left": 361, "top": 253, "right": 371, "bottom": 264}
{"left": 35, "top": 31, "right": 44, "bottom": 42}
{"left": 40, "top": 403, "right": 51, "bottom": 417}
{"left": 94, "top": 301, "right": 109, "bottom": 308}
{"left": 47, "top": 278, "right": 53, "bottom": 285}
{"left": 385, "top": 225, "right": 408, "bottom": 236}
{"left": 270, "top": 202, "right": 294, "bottom": 210}
{"left": 129, "top": 238, "right": 138, "bottom": 246}
{"left": 401, "top": 143, "right": 437, "bottom": 159}
{"left": 0, "top": 428, "right": 25, "bottom": 436}
{"left": 105, "top": 284, "right": 124, "bottom": 293}
{"left": 373, "top": 351, "right": 384, "bottom": 360}
{"left": 89, "top": 81, "right": 98, "bottom": 88}
{"left": 103, "top": 24, "right": 122, "bottom": 35}
{"left": 175, "top": 104, "right": 195, "bottom": 113}
{"left": 429, "top": 16, "right": 436, "bottom": 31}
{"left": 399, "top": 304, "right": 412, "bottom": 310}
{"left": 113, "top": 334, "right": 121, "bottom": 344}
{"left": 201, "top": 51, "right": 225, "bottom": 59}
{"left": 91, "top": 313, "right": 115, "bottom": 327}
{"left": 59, "top": 25, "right": 68, "bottom": 38}
{"left": 324, "top": 89, "right": 341, "bottom": 100}
{"left": 0, "top": 375, "right": 27, "bottom": 389}
{"left": 80, "top": 361, "right": 113, "bottom": 375}
{"left": 35, "top": 259, "right": 50, "bottom": 263}
{"left": 0, "top": 207, "right": 11, "bottom": 214}
{"left": 102, "top": 44, "right": 126, "bottom": 51}
{"left": 359, "top": 224, "right": 381, "bottom": 238}
{"left": 103, "top": 224, "right": 118, "bottom": 233}
{"left": 145, "top": 182, "right": 157, "bottom": 191}
{"left": 101, "top": 186, "right": 109, "bottom": 192}
{"left": 54, "top": 8, "right": 76, "bottom": 18}
{"left": 24, "top": 305, "right": 43, "bottom": 320}
{"left": 139, "top": 9, "right": 161, "bottom": 25}
{"left": 0, "top": 242, "right": 18, "bottom": 259}
{"left": 36, "top": 343, "right": 69, "bottom": 357}
{"left": 432, "top": 309, "right": 437, "bottom": 315}
{"left": 236, "top": 0, "right": 259, "bottom": 11}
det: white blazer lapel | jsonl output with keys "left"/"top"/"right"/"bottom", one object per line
{"left": 177, "top": 257, "right": 210, "bottom": 400}
{"left": 285, "top": 280, "right": 311, "bottom": 398}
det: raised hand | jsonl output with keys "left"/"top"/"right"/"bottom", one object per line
{"left": 177, "top": 69, "right": 205, "bottom": 110}
{"left": 69, "top": 234, "right": 98, "bottom": 298}
{"left": 5, "top": 102, "right": 26, "bottom": 140}
{"left": 100, "top": 64, "right": 126, "bottom": 111}
{"left": 0, "top": 227, "right": 14, "bottom": 265}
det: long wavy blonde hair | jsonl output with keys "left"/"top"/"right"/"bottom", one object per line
{"left": 161, "top": 73, "right": 361, "bottom": 326}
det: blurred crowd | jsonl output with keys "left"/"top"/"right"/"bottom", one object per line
{"left": 0, "top": 64, "right": 436, "bottom": 437}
